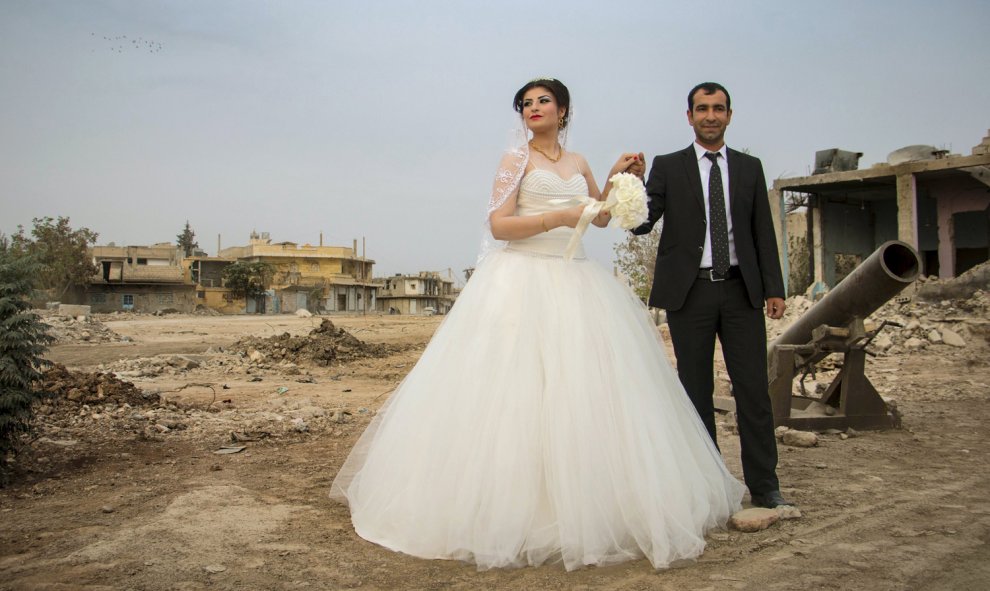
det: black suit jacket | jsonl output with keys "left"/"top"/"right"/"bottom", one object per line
{"left": 632, "top": 145, "right": 784, "bottom": 311}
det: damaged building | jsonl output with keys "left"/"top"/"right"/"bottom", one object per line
{"left": 376, "top": 271, "right": 456, "bottom": 315}
{"left": 85, "top": 243, "right": 196, "bottom": 313}
{"left": 218, "top": 232, "right": 377, "bottom": 314}
{"left": 775, "top": 130, "right": 990, "bottom": 295}
{"left": 80, "top": 232, "right": 378, "bottom": 315}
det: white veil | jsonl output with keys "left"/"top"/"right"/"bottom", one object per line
{"left": 476, "top": 105, "right": 571, "bottom": 266}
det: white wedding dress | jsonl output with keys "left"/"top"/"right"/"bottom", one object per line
{"left": 331, "top": 167, "right": 744, "bottom": 571}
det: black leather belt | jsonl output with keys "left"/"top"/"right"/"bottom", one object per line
{"left": 698, "top": 266, "right": 741, "bottom": 281}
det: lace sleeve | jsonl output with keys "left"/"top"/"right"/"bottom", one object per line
{"left": 488, "top": 146, "right": 528, "bottom": 215}
{"left": 477, "top": 145, "right": 529, "bottom": 264}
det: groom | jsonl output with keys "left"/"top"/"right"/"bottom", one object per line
{"left": 632, "top": 82, "right": 791, "bottom": 508}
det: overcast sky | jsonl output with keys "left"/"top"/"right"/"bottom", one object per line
{"left": 2, "top": 0, "right": 988, "bottom": 282}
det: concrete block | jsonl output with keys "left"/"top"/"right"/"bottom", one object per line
{"left": 57, "top": 304, "right": 91, "bottom": 318}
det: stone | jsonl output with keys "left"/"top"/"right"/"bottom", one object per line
{"left": 730, "top": 508, "right": 779, "bottom": 532}
{"left": 774, "top": 426, "right": 790, "bottom": 440}
{"left": 872, "top": 333, "right": 893, "bottom": 352}
{"left": 57, "top": 304, "right": 91, "bottom": 318}
{"left": 295, "top": 309, "right": 313, "bottom": 318}
{"left": 776, "top": 505, "right": 802, "bottom": 520}
{"left": 904, "top": 337, "right": 926, "bottom": 349}
{"left": 249, "top": 350, "right": 265, "bottom": 363}
{"left": 782, "top": 430, "right": 819, "bottom": 447}
{"left": 941, "top": 328, "right": 966, "bottom": 347}
{"left": 291, "top": 418, "right": 309, "bottom": 433}
{"left": 927, "top": 329, "right": 942, "bottom": 344}
{"left": 203, "top": 564, "right": 227, "bottom": 574}
{"left": 101, "top": 505, "right": 115, "bottom": 513}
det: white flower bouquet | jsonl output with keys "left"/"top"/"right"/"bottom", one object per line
{"left": 605, "top": 172, "right": 649, "bottom": 230}
{"left": 562, "top": 172, "right": 649, "bottom": 261}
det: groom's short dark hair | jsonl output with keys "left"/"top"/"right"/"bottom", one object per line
{"left": 688, "top": 82, "right": 731, "bottom": 111}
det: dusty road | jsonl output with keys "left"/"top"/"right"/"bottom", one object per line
{"left": 1, "top": 311, "right": 988, "bottom": 590}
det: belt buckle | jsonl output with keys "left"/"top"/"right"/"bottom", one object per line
{"left": 709, "top": 268, "right": 725, "bottom": 282}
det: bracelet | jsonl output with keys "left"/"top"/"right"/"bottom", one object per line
{"left": 541, "top": 214, "right": 549, "bottom": 232}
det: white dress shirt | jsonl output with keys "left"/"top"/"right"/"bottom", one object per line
{"left": 694, "top": 142, "right": 738, "bottom": 269}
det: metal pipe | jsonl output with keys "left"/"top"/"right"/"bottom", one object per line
{"left": 771, "top": 240, "right": 921, "bottom": 349}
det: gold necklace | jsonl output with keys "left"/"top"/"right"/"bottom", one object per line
{"left": 529, "top": 140, "right": 562, "bottom": 163}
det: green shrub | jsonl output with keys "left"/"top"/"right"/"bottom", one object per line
{"left": 0, "top": 245, "right": 54, "bottom": 482}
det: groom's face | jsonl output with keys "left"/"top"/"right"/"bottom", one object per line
{"left": 687, "top": 90, "right": 732, "bottom": 149}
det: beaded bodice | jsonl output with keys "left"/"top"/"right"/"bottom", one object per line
{"left": 507, "top": 169, "right": 589, "bottom": 259}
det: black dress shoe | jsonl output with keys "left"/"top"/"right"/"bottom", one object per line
{"left": 750, "top": 490, "right": 792, "bottom": 508}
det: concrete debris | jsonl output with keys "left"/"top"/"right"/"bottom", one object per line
{"left": 38, "top": 310, "right": 125, "bottom": 345}
{"left": 41, "top": 364, "right": 152, "bottom": 407}
{"left": 776, "top": 505, "right": 802, "bottom": 520}
{"left": 782, "top": 430, "right": 819, "bottom": 448}
{"left": 730, "top": 508, "right": 780, "bottom": 532}
{"left": 941, "top": 328, "right": 966, "bottom": 347}
{"left": 232, "top": 319, "right": 393, "bottom": 367}
{"left": 769, "top": 263, "right": 989, "bottom": 359}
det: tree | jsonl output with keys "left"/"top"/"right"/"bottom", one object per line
{"left": 613, "top": 226, "right": 661, "bottom": 304}
{"left": 11, "top": 216, "right": 98, "bottom": 300}
{"left": 176, "top": 221, "right": 199, "bottom": 257}
{"left": 222, "top": 261, "right": 273, "bottom": 301}
{"left": 0, "top": 237, "right": 54, "bottom": 482}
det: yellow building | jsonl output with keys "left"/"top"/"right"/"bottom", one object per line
{"left": 219, "top": 232, "right": 377, "bottom": 314}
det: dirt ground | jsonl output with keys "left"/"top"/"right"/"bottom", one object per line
{"left": 2, "top": 307, "right": 989, "bottom": 590}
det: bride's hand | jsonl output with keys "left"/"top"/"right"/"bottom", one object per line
{"left": 607, "top": 152, "right": 642, "bottom": 179}
{"left": 556, "top": 204, "right": 588, "bottom": 229}
{"left": 628, "top": 152, "right": 646, "bottom": 179}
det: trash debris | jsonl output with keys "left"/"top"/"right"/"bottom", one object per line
{"left": 214, "top": 445, "right": 247, "bottom": 455}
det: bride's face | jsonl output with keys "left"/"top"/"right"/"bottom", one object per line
{"left": 521, "top": 87, "right": 563, "bottom": 134}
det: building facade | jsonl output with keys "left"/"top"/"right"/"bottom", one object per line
{"left": 772, "top": 131, "right": 990, "bottom": 292}
{"left": 85, "top": 243, "right": 196, "bottom": 313}
{"left": 376, "top": 271, "right": 455, "bottom": 315}
{"left": 219, "top": 232, "right": 377, "bottom": 314}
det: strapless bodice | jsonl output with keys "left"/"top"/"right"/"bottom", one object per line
{"left": 507, "top": 169, "right": 589, "bottom": 259}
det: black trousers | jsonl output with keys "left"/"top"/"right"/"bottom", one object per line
{"left": 666, "top": 275, "right": 780, "bottom": 496}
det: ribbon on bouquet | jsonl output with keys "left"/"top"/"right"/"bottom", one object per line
{"left": 550, "top": 174, "right": 649, "bottom": 261}
{"left": 546, "top": 196, "right": 607, "bottom": 262}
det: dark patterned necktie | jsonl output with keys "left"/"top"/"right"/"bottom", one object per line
{"left": 705, "top": 152, "right": 730, "bottom": 276}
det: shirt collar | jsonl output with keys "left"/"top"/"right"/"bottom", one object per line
{"left": 694, "top": 142, "right": 727, "bottom": 162}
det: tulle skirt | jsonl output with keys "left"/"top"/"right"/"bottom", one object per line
{"left": 330, "top": 248, "right": 744, "bottom": 571}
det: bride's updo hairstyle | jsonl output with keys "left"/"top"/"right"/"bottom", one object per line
{"left": 513, "top": 78, "right": 571, "bottom": 130}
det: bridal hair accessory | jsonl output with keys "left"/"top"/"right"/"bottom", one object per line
{"left": 562, "top": 172, "right": 648, "bottom": 261}
{"left": 528, "top": 76, "right": 557, "bottom": 83}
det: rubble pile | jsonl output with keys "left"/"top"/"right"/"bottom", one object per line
{"left": 768, "top": 285, "right": 988, "bottom": 355}
{"left": 914, "top": 261, "right": 990, "bottom": 302}
{"left": 39, "top": 363, "right": 155, "bottom": 406}
{"left": 28, "top": 368, "right": 360, "bottom": 455}
{"left": 97, "top": 354, "right": 206, "bottom": 379}
{"left": 232, "top": 319, "right": 392, "bottom": 366}
{"left": 39, "top": 311, "right": 125, "bottom": 345}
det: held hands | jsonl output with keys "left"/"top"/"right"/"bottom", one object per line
{"left": 627, "top": 152, "right": 646, "bottom": 180}
{"left": 608, "top": 152, "right": 645, "bottom": 180}
{"left": 766, "top": 297, "right": 786, "bottom": 320}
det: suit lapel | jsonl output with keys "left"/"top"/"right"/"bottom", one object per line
{"left": 681, "top": 146, "right": 705, "bottom": 213}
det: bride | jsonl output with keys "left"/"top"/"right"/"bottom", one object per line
{"left": 331, "top": 77, "right": 744, "bottom": 571}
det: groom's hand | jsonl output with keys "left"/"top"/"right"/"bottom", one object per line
{"left": 628, "top": 152, "right": 646, "bottom": 180}
{"left": 765, "top": 297, "right": 786, "bottom": 320}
